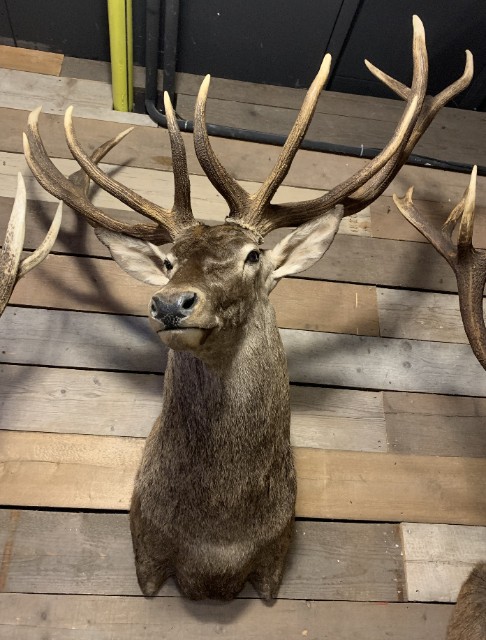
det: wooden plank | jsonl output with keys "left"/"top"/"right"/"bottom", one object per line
{"left": 401, "top": 523, "right": 486, "bottom": 602}
{"left": 2, "top": 308, "right": 486, "bottom": 395}
{"left": 1, "top": 432, "right": 485, "bottom": 525}
{"left": 0, "top": 45, "right": 63, "bottom": 76}
{"left": 0, "top": 593, "right": 453, "bottom": 640}
{"left": 385, "top": 392, "right": 486, "bottom": 458}
{"left": 0, "top": 509, "right": 404, "bottom": 601}
{"left": 0, "top": 111, "right": 485, "bottom": 206}
{"left": 8, "top": 253, "right": 380, "bottom": 336}
{"left": 0, "top": 69, "right": 155, "bottom": 127}
{"left": 281, "top": 328, "right": 486, "bottom": 396}
{"left": 0, "top": 364, "right": 387, "bottom": 452}
{"left": 371, "top": 196, "right": 486, "bottom": 249}
{"left": 377, "top": 288, "right": 486, "bottom": 344}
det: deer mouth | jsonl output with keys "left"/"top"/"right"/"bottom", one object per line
{"left": 155, "top": 326, "right": 214, "bottom": 351}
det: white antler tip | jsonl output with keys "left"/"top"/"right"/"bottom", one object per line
{"left": 28, "top": 105, "right": 42, "bottom": 127}
{"left": 163, "top": 91, "right": 174, "bottom": 114}
{"left": 412, "top": 15, "right": 425, "bottom": 34}
{"left": 64, "top": 105, "right": 74, "bottom": 126}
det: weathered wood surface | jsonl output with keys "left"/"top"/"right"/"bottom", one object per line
{"left": 0, "top": 69, "right": 155, "bottom": 126}
{"left": 0, "top": 364, "right": 387, "bottom": 451}
{"left": 0, "top": 594, "right": 453, "bottom": 640}
{"left": 0, "top": 510, "right": 404, "bottom": 601}
{"left": 8, "top": 253, "right": 380, "bottom": 336}
{"left": 377, "top": 288, "right": 484, "bottom": 344}
{"left": 2, "top": 308, "right": 486, "bottom": 395}
{"left": 384, "top": 392, "right": 486, "bottom": 457}
{"left": 401, "top": 523, "right": 486, "bottom": 602}
{"left": 1, "top": 431, "right": 485, "bottom": 525}
{"left": 0, "top": 59, "right": 485, "bottom": 631}
{"left": 0, "top": 45, "right": 63, "bottom": 76}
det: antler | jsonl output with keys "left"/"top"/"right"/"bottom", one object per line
{"left": 0, "top": 173, "right": 62, "bottom": 317}
{"left": 193, "top": 16, "right": 473, "bottom": 237}
{"left": 23, "top": 96, "right": 198, "bottom": 243}
{"left": 393, "top": 167, "right": 486, "bottom": 370}
{"left": 23, "top": 16, "right": 473, "bottom": 247}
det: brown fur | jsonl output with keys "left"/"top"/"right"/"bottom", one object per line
{"left": 447, "top": 563, "right": 486, "bottom": 640}
{"left": 129, "top": 225, "right": 297, "bottom": 600}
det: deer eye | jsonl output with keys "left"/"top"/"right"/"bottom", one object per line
{"left": 163, "top": 258, "right": 173, "bottom": 271}
{"left": 245, "top": 250, "right": 260, "bottom": 264}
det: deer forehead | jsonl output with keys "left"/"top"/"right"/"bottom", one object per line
{"left": 171, "top": 223, "right": 261, "bottom": 265}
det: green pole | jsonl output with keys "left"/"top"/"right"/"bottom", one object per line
{"left": 107, "top": 0, "right": 133, "bottom": 112}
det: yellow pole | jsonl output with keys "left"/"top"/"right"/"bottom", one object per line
{"left": 107, "top": 0, "right": 133, "bottom": 112}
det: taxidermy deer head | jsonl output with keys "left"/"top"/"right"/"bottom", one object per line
{"left": 23, "top": 16, "right": 473, "bottom": 600}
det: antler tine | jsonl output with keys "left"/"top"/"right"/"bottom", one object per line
{"left": 24, "top": 107, "right": 171, "bottom": 242}
{"left": 163, "top": 91, "right": 194, "bottom": 224}
{"left": 1, "top": 173, "right": 63, "bottom": 316}
{"left": 457, "top": 165, "right": 477, "bottom": 250}
{"left": 394, "top": 167, "right": 486, "bottom": 370}
{"left": 248, "top": 54, "right": 332, "bottom": 217}
{"left": 18, "top": 200, "right": 62, "bottom": 279}
{"left": 0, "top": 173, "right": 27, "bottom": 315}
{"left": 193, "top": 75, "right": 250, "bottom": 215}
{"left": 64, "top": 106, "right": 197, "bottom": 238}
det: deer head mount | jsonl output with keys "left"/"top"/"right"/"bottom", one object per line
{"left": 22, "top": 16, "right": 474, "bottom": 600}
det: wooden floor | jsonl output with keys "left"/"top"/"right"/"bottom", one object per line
{"left": 0, "top": 46, "right": 485, "bottom": 639}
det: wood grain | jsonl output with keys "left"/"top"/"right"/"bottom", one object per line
{"left": 1, "top": 432, "right": 485, "bottom": 525}
{"left": 0, "top": 364, "right": 387, "bottom": 452}
{"left": 401, "top": 523, "right": 486, "bottom": 602}
{"left": 384, "top": 392, "right": 486, "bottom": 457}
{"left": 0, "top": 509, "right": 403, "bottom": 601}
{"left": 377, "top": 288, "right": 486, "bottom": 344}
{"left": 0, "top": 45, "right": 63, "bottom": 76}
{"left": 2, "top": 308, "right": 486, "bottom": 395}
{"left": 0, "top": 593, "right": 453, "bottom": 639}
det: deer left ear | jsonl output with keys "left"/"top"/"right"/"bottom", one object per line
{"left": 267, "top": 205, "right": 343, "bottom": 286}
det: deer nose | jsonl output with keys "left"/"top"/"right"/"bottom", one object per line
{"left": 150, "top": 291, "right": 198, "bottom": 327}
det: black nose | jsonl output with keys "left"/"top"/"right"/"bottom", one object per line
{"left": 150, "top": 291, "right": 198, "bottom": 327}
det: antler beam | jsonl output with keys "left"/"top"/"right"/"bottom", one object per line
{"left": 394, "top": 167, "right": 486, "bottom": 370}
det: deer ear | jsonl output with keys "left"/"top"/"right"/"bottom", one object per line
{"left": 268, "top": 205, "right": 343, "bottom": 284}
{"left": 96, "top": 229, "right": 169, "bottom": 286}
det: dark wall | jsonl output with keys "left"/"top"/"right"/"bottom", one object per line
{"left": 1, "top": 0, "right": 485, "bottom": 109}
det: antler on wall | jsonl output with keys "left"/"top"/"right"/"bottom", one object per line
{"left": 394, "top": 167, "right": 486, "bottom": 370}
{"left": 0, "top": 173, "right": 61, "bottom": 317}
{"left": 22, "top": 16, "right": 474, "bottom": 246}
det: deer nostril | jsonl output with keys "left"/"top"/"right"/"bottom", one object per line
{"left": 180, "top": 292, "right": 198, "bottom": 311}
{"left": 150, "top": 299, "right": 158, "bottom": 318}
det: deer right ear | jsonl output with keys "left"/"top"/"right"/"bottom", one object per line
{"left": 96, "top": 229, "right": 169, "bottom": 286}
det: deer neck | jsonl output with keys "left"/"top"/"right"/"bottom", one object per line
{"left": 160, "top": 302, "right": 290, "bottom": 438}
